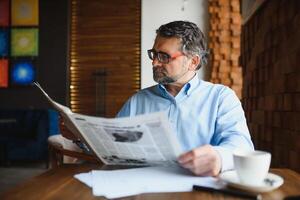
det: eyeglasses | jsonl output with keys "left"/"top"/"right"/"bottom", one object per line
{"left": 147, "top": 49, "right": 185, "bottom": 64}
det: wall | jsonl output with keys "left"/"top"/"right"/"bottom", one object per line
{"left": 141, "top": 0, "right": 209, "bottom": 88}
{"left": 241, "top": 0, "right": 300, "bottom": 172}
{"left": 208, "top": 0, "right": 243, "bottom": 98}
{"left": 0, "top": 0, "right": 69, "bottom": 109}
{"left": 1, "top": 0, "right": 209, "bottom": 107}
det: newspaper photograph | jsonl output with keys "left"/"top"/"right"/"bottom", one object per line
{"left": 34, "top": 82, "right": 183, "bottom": 166}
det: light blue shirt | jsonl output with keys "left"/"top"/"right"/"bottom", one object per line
{"left": 117, "top": 75, "right": 254, "bottom": 171}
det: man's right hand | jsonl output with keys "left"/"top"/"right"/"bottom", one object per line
{"left": 177, "top": 144, "right": 222, "bottom": 176}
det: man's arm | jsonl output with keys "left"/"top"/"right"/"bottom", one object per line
{"left": 178, "top": 87, "right": 254, "bottom": 176}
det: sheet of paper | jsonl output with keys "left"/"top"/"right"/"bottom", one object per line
{"left": 74, "top": 166, "right": 221, "bottom": 198}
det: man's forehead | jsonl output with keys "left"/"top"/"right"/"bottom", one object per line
{"left": 153, "top": 36, "right": 182, "bottom": 51}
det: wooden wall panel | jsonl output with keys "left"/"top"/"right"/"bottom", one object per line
{"left": 241, "top": 1, "right": 300, "bottom": 172}
{"left": 208, "top": 0, "right": 243, "bottom": 98}
{"left": 70, "top": 0, "right": 141, "bottom": 117}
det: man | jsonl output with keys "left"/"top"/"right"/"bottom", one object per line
{"left": 116, "top": 21, "right": 254, "bottom": 176}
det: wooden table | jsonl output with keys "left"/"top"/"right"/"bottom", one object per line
{"left": 1, "top": 164, "right": 300, "bottom": 200}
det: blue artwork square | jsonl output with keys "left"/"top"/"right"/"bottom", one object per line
{"left": 0, "top": 29, "right": 9, "bottom": 56}
{"left": 10, "top": 61, "right": 36, "bottom": 85}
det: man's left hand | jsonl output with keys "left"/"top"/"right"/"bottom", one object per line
{"left": 177, "top": 144, "right": 221, "bottom": 176}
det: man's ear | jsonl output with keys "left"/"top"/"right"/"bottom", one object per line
{"left": 189, "top": 55, "right": 200, "bottom": 71}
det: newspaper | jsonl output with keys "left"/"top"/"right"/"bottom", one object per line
{"left": 34, "top": 82, "right": 183, "bottom": 166}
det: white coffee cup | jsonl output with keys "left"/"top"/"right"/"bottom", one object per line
{"left": 233, "top": 149, "right": 271, "bottom": 186}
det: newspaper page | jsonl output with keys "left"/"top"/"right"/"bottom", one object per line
{"left": 34, "top": 82, "right": 183, "bottom": 166}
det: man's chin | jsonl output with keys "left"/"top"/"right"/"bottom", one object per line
{"left": 153, "top": 77, "right": 175, "bottom": 84}
{"left": 153, "top": 78, "right": 162, "bottom": 84}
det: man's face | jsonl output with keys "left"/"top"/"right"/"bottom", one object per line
{"left": 151, "top": 36, "right": 190, "bottom": 85}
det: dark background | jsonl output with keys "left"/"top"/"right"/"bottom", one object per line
{"left": 0, "top": 0, "right": 69, "bottom": 109}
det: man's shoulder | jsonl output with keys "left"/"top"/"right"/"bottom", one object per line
{"left": 133, "top": 85, "right": 158, "bottom": 96}
{"left": 126, "top": 85, "right": 159, "bottom": 102}
{"left": 199, "top": 80, "right": 233, "bottom": 94}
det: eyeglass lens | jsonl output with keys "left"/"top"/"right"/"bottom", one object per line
{"left": 147, "top": 49, "right": 170, "bottom": 64}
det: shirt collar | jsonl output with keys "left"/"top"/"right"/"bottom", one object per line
{"left": 157, "top": 84, "right": 168, "bottom": 97}
{"left": 185, "top": 73, "right": 200, "bottom": 96}
{"left": 156, "top": 73, "right": 200, "bottom": 96}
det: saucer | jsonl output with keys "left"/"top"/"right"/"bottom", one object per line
{"left": 219, "top": 170, "right": 284, "bottom": 193}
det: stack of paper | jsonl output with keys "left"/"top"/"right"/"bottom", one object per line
{"left": 74, "top": 166, "right": 220, "bottom": 198}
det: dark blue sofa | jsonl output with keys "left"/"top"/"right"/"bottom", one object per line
{"left": 0, "top": 109, "right": 59, "bottom": 164}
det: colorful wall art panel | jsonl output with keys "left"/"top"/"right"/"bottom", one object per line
{"left": 0, "top": 29, "right": 9, "bottom": 56}
{"left": 11, "top": 28, "right": 38, "bottom": 56}
{"left": 0, "top": 0, "right": 10, "bottom": 26}
{"left": 0, "top": 59, "right": 9, "bottom": 88}
{"left": 11, "top": 0, "right": 39, "bottom": 26}
{"left": 10, "top": 60, "right": 35, "bottom": 85}
{"left": 1, "top": 0, "right": 39, "bottom": 89}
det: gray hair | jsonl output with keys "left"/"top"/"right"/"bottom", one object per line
{"left": 156, "top": 21, "right": 209, "bottom": 70}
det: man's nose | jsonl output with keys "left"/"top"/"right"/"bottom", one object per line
{"left": 152, "top": 57, "right": 163, "bottom": 66}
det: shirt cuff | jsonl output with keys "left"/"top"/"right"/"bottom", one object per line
{"left": 213, "top": 146, "right": 234, "bottom": 172}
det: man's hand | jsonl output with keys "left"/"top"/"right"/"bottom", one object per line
{"left": 177, "top": 144, "right": 221, "bottom": 176}
{"left": 59, "top": 115, "right": 77, "bottom": 141}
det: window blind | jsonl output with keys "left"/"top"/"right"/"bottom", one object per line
{"left": 69, "top": 0, "right": 141, "bottom": 117}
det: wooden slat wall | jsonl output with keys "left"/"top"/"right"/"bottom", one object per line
{"left": 241, "top": 1, "right": 300, "bottom": 172}
{"left": 69, "top": 0, "right": 141, "bottom": 117}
